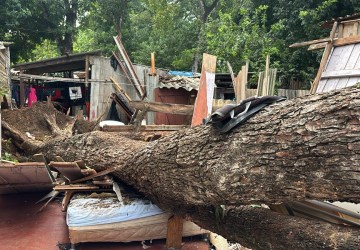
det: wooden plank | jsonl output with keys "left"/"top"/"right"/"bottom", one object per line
{"left": 325, "top": 46, "right": 346, "bottom": 72}
{"left": 49, "top": 162, "right": 84, "bottom": 181}
{"left": 114, "top": 36, "right": 145, "bottom": 97}
{"left": 333, "top": 35, "right": 360, "bottom": 47}
{"left": 226, "top": 61, "right": 236, "bottom": 90}
{"left": 112, "top": 51, "right": 143, "bottom": 99}
{"left": 191, "top": 53, "right": 216, "bottom": 126}
{"left": 345, "top": 43, "right": 360, "bottom": 69}
{"left": 268, "top": 68, "right": 277, "bottom": 95}
{"left": 308, "top": 42, "right": 327, "bottom": 51}
{"left": 316, "top": 79, "right": 328, "bottom": 94}
{"left": 70, "top": 167, "right": 117, "bottom": 184}
{"left": 338, "top": 23, "right": 344, "bottom": 38}
{"left": 321, "top": 69, "right": 360, "bottom": 79}
{"left": 54, "top": 184, "right": 99, "bottom": 191}
{"left": 289, "top": 37, "right": 332, "bottom": 48}
{"left": 110, "top": 77, "right": 132, "bottom": 101}
{"left": 257, "top": 71, "right": 265, "bottom": 96}
{"left": 151, "top": 52, "right": 156, "bottom": 76}
{"left": 240, "top": 65, "right": 247, "bottom": 100}
{"left": 235, "top": 69, "right": 242, "bottom": 103}
{"left": 262, "top": 55, "right": 270, "bottom": 96}
{"left": 322, "top": 78, "right": 340, "bottom": 93}
{"left": 166, "top": 215, "right": 184, "bottom": 249}
{"left": 335, "top": 78, "right": 350, "bottom": 90}
{"left": 129, "top": 101, "right": 193, "bottom": 115}
{"left": 353, "top": 22, "right": 359, "bottom": 36}
{"left": 311, "top": 22, "right": 338, "bottom": 94}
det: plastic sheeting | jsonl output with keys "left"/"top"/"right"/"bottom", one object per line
{"left": 66, "top": 197, "right": 163, "bottom": 227}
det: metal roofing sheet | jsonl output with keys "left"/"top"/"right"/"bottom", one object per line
{"left": 159, "top": 76, "right": 200, "bottom": 91}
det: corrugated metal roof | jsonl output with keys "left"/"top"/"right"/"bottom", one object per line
{"left": 159, "top": 76, "right": 200, "bottom": 91}
{"left": 316, "top": 43, "right": 360, "bottom": 93}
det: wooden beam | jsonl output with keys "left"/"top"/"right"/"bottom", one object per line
{"left": 289, "top": 37, "right": 332, "bottom": 48}
{"left": 112, "top": 51, "right": 143, "bottom": 99}
{"left": 308, "top": 42, "right": 327, "bottom": 51}
{"left": 70, "top": 167, "right": 117, "bottom": 184}
{"left": 16, "top": 73, "right": 107, "bottom": 83}
{"left": 240, "top": 63, "right": 248, "bottom": 100}
{"left": 110, "top": 77, "right": 132, "bottom": 101}
{"left": 321, "top": 69, "right": 360, "bottom": 79}
{"left": 311, "top": 22, "right": 338, "bottom": 94}
{"left": 151, "top": 52, "right": 156, "bottom": 76}
{"left": 53, "top": 184, "right": 99, "bottom": 191}
{"left": 226, "top": 61, "right": 236, "bottom": 88}
{"left": 114, "top": 36, "right": 146, "bottom": 97}
{"left": 333, "top": 35, "right": 360, "bottom": 47}
{"left": 129, "top": 101, "right": 194, "bottom": 115}
{"left": 262, "top": 55, "right": 270, "bottom": 96}
{"left": 166, "top": 215, "right": 184, "bottom": 249}
{"left": 85, "top": 55, "right": 89, "bottom": 87}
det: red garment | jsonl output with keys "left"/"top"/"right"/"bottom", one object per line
{"left": 28, "top": 87, "right": 38, "bottom": 107}
{"left": 51, "top": 90, "right": 61, "bottom": 101}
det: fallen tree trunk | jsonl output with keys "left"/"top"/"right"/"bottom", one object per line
{"left": 21, "top": 87, "right": 360, "bottom": 248}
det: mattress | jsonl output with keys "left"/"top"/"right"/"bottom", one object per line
{"left": 67, "top": 196, "right": 208, "bottom": 243}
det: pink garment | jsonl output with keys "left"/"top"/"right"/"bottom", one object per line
{"left": 28, "top": 87, "right": 38, "bottom": 107}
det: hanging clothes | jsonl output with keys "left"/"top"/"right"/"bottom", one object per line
{"left": 28, "top": 87, "right": 38, "bottom": 107}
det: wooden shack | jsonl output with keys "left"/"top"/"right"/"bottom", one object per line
{"left": 290, "top": 13, "right": 360, "bottom": 93}
{"left": 12, "top": 52, "right": 167, "bottom": 124}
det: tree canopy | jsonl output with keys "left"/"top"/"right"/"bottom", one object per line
{"left": 1, "top": 0, "right": 360, "bottom": 85}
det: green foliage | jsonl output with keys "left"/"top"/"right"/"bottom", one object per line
{"left": 1, "top": 0, "right": 360, "bottom": 85}
{"left": 1, "top": 152, "right": 18, "bottom": 163}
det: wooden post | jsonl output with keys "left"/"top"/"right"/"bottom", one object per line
{"left": 85, "top": 55, "right": 89, "bottom": 87}
{"left": 19, "top": 70, "right": 25, "bottom": 107}
{"left": 310, "top": 22, "right": 338, "bottom": 94}
{"left": 166, "top": 215, "right": 184, "bottom": 249}
{"left": 151, "top": 52, "right": 156, "bottom": 76}
{"left": 240, "top": 63, "right": 248, "bottom": 100}
{"left": 262, "top": 54, "right": 270, "bottom": 96}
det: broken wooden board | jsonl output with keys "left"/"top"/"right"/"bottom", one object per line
{"left": 53, "top": 184, "right": 100, "bottom": 191}
{"left": 70, "top": 167, "right": 117, "bottom": 184}
{"left": 113, "top": 36, "right": 146, "bottom": 98}
{"left": 191, "top": 53, "right": 217, "bottom": 126}
{"left": 49, "top": 162, "right": 84, "bottom": 182}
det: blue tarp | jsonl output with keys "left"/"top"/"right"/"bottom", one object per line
{"left": 169, "top": 71, "right": 194, "bottom": 77}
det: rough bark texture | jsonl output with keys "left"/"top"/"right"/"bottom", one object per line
{"left": 38, "top": 87, "right": 360, "bottom": 249}
{"left": 193, "top": 205, "right": 360, "bottom": 250}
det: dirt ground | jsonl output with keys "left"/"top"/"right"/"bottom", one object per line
{"left": 1, "top": 102, "right": 97, "bottom": 159}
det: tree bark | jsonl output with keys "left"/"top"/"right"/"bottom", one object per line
{"left": 35, "top": 87, "right": 360, "bottom": 249}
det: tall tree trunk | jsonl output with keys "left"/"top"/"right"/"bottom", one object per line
{"left": 35, "top": 87, "right": 360, "bottom": 249}
{"left": 193, "top": 0, "right": 220, "bottom": 72}
{"left": 58, "top": 0, "right": 78, "bottom": 54}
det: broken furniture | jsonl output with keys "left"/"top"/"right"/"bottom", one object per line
{"left": 49, "top": 160, "right": 115, "bottom": 211}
